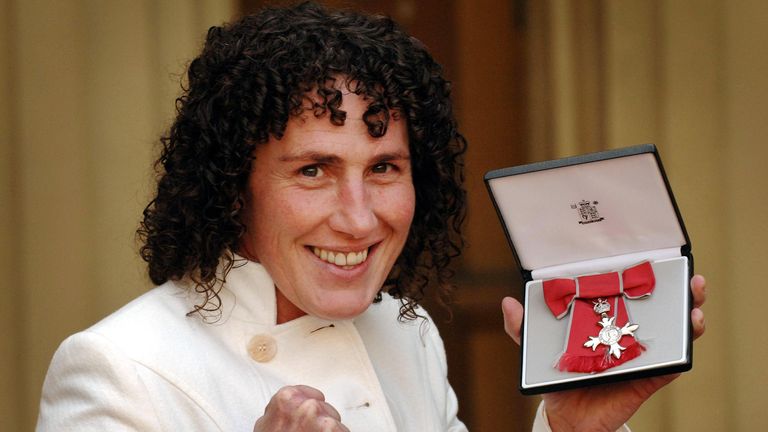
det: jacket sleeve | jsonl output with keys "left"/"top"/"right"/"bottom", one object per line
{"left": 422, "top": 316, "right": 468, "bottom": 432}
{"left": 37, "top": 331, "right": 163, "bottom": 431}
{"left": 443, "top": 379, "right": 468, "bottom": 432}
{"left": 532, "top": 401, "right": 631, "bottom": 432}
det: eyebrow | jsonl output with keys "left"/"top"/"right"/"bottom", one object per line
{"left": 278, "top": 150, "right": 411, "bottom": 164}
{"left": 374, "top": 151, "right": 411, "bottom": 162}
{"left": 278, "top": 151, "right": 341, "bottom": 164}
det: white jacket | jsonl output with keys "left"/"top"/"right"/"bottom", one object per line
{"left": 37, "top": 260, "right": 469, "bottom": 431}
{"left": 38, "top": 259, "right": 559, "bottom": 431}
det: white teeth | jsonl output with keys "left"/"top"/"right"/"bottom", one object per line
{"left": 312, "top": 246, "right": 370, "bottom": 267}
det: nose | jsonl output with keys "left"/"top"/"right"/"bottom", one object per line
{"left": 328, "top": 176, "right": 377, "bottom": 239}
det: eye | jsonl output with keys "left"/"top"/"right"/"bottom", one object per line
{"left": 371, "top": 162, "right": 394, "bottom": 174}
{"left": 300, "top": 165, "right": 322, "bottom": 177}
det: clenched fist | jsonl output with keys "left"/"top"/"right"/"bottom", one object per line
{"left": 253, "top": 385, "right": 350, "bottom": 432}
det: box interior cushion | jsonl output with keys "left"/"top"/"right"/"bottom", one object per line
{"left": 521, "top": 256, "right": 690, "bottom": 389}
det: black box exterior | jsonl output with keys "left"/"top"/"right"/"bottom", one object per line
{"left": 485, "top": 144, "right": 693, "bottom": 394}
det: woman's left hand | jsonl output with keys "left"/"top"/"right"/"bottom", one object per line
{"left": 501, "top": 275, "right": 707, "bottom": 432}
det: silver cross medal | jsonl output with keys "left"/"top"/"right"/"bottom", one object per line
{"left": 583, "top": 298, "right": 639, "bottom": 359}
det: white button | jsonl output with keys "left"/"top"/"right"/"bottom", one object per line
{"left": 247, "top": 334, "right": 277, "bottom": 363}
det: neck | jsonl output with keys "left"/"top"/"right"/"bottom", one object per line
{"left": 275, "top": 287, "right": 307, "bottom": 324}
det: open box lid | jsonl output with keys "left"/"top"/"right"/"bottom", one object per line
{"left": 484, "top": 144, "right": 691, "bottom": 281}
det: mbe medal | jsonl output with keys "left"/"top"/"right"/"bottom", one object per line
{"left": 584, "top": 298, "right": 640, "bottom": 359}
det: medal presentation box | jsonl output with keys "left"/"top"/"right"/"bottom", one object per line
{"left": 485, "top": 144, "right": 693, "bottom": 395}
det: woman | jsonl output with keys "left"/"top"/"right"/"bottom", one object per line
{"left": 37, "top": 3, "right": 706, "bottom": 431}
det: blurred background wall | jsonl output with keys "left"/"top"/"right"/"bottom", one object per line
{"left": 0, "top": 1, "right": 237, "bottom": 430}
{"left": 1, "top": 0, "right": 766, "bottom": 431}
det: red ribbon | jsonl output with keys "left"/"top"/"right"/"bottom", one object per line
{"left": 542, "top": 262, "right": 655, "bottom": 373}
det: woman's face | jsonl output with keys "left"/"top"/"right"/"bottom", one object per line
{"left": 240, "top": 92, "right": 415, "bottom": 323}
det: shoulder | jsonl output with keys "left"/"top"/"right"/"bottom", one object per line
{"left": 91, "top": 280, "right": 192, "bottom": 329}
{"left": 44, "top": 280, "right": 205, "bottom": 387}
{"left": 38, "top": 281, "right": 244, "bottom": 431}
{"left": 39, "top": 325, "right": 228, "bottom": 431}
{"left": 39, "top": 323, "right": 167, "bottom": 430}
{"left": 84, "top": 282, "right": 201, "bottom": 356}
{"left": 45, "top": 280, "right": 233, "bottom": 395}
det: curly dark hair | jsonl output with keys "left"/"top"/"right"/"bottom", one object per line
{"left": 137, "top": 1, "right": 466, "bottom": 320}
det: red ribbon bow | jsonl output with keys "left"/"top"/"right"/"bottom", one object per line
{"left": 542, "top": 261, "right": 655, "bottom": 373}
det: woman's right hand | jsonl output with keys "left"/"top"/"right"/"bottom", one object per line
{"left": 253, "top": 385, "right": 350, "bottom": 432}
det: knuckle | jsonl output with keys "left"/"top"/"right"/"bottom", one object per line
{"left": 296, "top": 384, "right": 325, "bottom": 401}
{"left": 272, "top": 386, "right": 306, "bottom": 414}
{"left": 319, "top": 416, "right": 339, "bottom": 431}
{"left": 275, "top": 386, "right": 297, "bottom": 403}
{"left": 297, "top": 397, "right": 322, "bottom": 417}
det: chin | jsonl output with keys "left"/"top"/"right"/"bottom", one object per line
{"left": 315, "top": 295, "right": 376, "bottom": 320}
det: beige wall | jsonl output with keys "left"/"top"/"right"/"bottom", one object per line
{"left": 529, "top": 0, "right": 768, "bottom": 430}
{"left": 0, "top": 1, "right": 235, "bottom": 430}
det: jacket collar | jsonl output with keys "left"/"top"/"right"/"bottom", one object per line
{"left": 208, "top": 254, "right": 278, "bottom": 326}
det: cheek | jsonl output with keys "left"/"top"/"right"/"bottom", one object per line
{"left": 375, "top": 183, "right": 416, "bottom": 229}
{"left": 252, "top": 188, "right": 332, "bottom": 239}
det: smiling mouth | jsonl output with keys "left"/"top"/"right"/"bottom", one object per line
{"left": 311, "top": 246, "right": 370, "bottom": 269}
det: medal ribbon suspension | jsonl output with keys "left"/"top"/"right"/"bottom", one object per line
{"left": 542, "top": 261, "right": 655, "bottom": 373}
